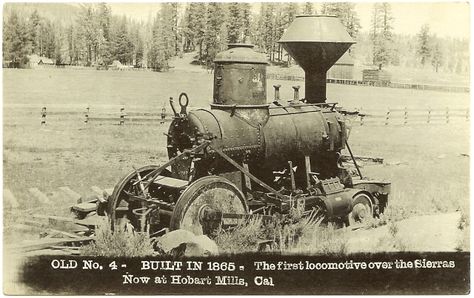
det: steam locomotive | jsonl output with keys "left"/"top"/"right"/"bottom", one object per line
{"left": 102, "top": 16, "right": 391, "bottom": 235}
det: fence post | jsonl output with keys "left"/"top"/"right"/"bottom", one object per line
{"left": 41, "top": 107, "right": 47, "bottom": 126}
{"left": 84, "top": 106, "right": 89, "bottom": 124}
{"left": 428, "top": 107, "right": 431, "bottom": 124}
{"left": 120, "top": 107, "right": 126, "bottom": 125}
{"left": 446, "top": 107, "right": 449, "bottom": 124}
{"left": 385, "top": 108, "right": 390, "bottom": 126}
{"left": 404, "top": 107, "right": 408, "bottom": 125}
{"left": 359, "top": 107, "right": 364, "bottom": 126}
{"left": 161, "top": 106, "right": 166, "bottom": 124}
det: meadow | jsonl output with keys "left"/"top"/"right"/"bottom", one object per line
{"left": 3, "top": 66, "right": 470, "bottom": 253}
{"left": 4, "top": 67, "right": 469, "bottom": 110}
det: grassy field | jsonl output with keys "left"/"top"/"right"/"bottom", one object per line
{"left": 3, "top": 67, "right": 470, "bottom": 253}
{"left": 4, "top": 67, "right": 469, "bottom": 110}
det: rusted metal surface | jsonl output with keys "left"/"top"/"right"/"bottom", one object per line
{"left": 103, "top": 18, "right": 391, "bottom": 236}
{"left": 213, "top": 44, "right": 267, "bottom": 106}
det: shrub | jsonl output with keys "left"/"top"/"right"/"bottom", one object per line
{"left": 288, "top": 223, "right": 348, "bottom": 255}
{"left": 214, "top": 216, "right": 266, "bottom": 253}
{"left": 81, "top": 218, "right": 154, "bottom": 257}
{"left": 214, "top": 206, "right": 348, "bottom": 255}
{"left": 455, "top": 205, "right": 470, "bottom": 252}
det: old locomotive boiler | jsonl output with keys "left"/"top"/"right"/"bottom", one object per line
{"left": 102, "top": 16, "right": 391, "bottom": 235}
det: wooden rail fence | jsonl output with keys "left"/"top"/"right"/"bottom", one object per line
{"left": 351, "top": 107, "right": 469, "bottom": 126}
{"left": 26, "top": 106, "right": 472, "bottom": 127}
{"left": 37, "top": 106, "right": 170, "bottom": 126}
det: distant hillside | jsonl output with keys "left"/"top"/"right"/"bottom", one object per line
{"left": 3, "top": 3, "right": 80, "bottom": 24}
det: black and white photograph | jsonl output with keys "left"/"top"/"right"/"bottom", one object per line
{"left": 2, "top": 1, "right": 470, "bottom": 294}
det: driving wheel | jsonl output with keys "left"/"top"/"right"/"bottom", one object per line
{"left": 348, "top": 192, "right": 374, "bottom": 226}
{"left": 170, "top": 176, "right": 248, "bottom": 235}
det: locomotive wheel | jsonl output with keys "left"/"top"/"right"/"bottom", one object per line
{"left": 348, "top": 193, "right": 374, "bottom": 226}
{"left": 108, "top": 165, "right": 171, "bottom": 231}
{"left": 170, "top": 176, "right": 248, "bottom": 236}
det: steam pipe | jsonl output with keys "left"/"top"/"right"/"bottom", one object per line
{"left": 292, "top": 85, "right": 300, "bottom": 102}
{"left": 273, "top": 85, "right": 281, "bottom": 102}
{"left": 305, "top": 72, "right": 327, "bottom": 103}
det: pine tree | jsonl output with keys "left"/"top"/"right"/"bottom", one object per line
{"left": 148, "top": 12, "right": 166, "bottom": 71}
{"left": 431, "top": 42, "right": 443, "bottom": 72}
{"left": 3, "top": 10, "right": 31, "bottom": 67}
{"left": 240, "top": 3, "right": 251, "bottom": 43}
{"left": 182, "top": 4, "right": 194, "bottom": 52}
{"left": 284, "top": 2, "right": 299, "bottom": 25}
{"left": 182, "top": 2, "right": 206, "bottom": 58}
{"left": 417, "top": 24, "right": 431, "bottom": 66}
{"left": 135, "top": 35, "right": 144, "bottom": 67}
{"left": 66, "top": 24, "right": 79, "bottom": 65}
{"left": 370, "top": 3, "right": 393, "bottom": 69}
{"left": 227, "top": 3, "right": 243, "bottom": 43}
{"left": 161, "top": 3, "right": 178, "bottom": 61}
{"left": 259, "top": 3, "right": 276, "bottom": 61}
{"left": 274, "top": 5, "right": 285, "bottom": 61}
{"left": 147, "top": 3, "right": 178, "bottom": 71}
{"left": 303, "top": 2, "right": 314, "bottom": 15}
{"left": 54, "top": 27, "right": 63, "bottom": 64}
{"left": 321, "top": 2, "right": 360, "bottom": 38}
{"left": 97, "top": 3, "right": 111, "bottom": 41}
{"left": 97, "top": 3, "right": 112, "bottom": 65}
{"left": 42, "top": 20, "right": 57, "bottom": 59}
{"left": 203, "top": 3, "right": 228, "bottom": 66}
{"left": 227, "top": 3, "right": 251, "bottom": 44}
{"left": 76, "top": 4, "right": 98, "bottom": 65}
{"left": 169, "top": 3, "right": 179, "bottom": 56}
{"left": 28, "top": 10, "right": 42, "bottom": 55}
{"left": 112, "top": 16, "right": 134, "bottom": 64}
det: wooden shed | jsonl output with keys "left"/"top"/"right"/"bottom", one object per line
{"left": 28, "top": 54, "right": 55, "bottom": 68}
{"left": 327, "top": 52, "right": 354, "bottom": 80}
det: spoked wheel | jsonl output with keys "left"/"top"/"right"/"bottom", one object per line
{"left": 108, "top": 165, "right": 171, "bottom": 232}
{"left": 348, "top": 193, "right": 374, "bottom": 226}
{"left": 170, "top": 176, "right": 248, "bottom": 236}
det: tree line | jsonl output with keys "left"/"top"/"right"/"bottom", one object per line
{"left": 366, "top": 3, "right": 467, "bottom": 74}
{"left": 3, "top": 2, "right": 469, "bottom": 74}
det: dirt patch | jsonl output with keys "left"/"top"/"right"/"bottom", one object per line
{"left": 347, "top": 212, "right": 466, "bottom": 252}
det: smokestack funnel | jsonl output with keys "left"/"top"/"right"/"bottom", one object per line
{"left": 279, "top": 15, "right": 355, "bottom": 103}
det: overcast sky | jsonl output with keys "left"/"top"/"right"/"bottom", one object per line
{"left": 106, "top": 1, "right": 470, "bottom": 39}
